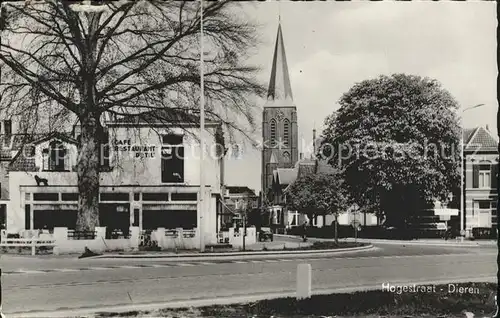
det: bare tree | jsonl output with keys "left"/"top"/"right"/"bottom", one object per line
{"left": 0, "top": 0, "right": 265, "bottom": 231}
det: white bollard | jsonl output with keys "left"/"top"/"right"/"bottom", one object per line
{"left": 296, "top": 263, "right": 312, "bottom": 300}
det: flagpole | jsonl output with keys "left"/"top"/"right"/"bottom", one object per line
{"left": 199, "top": 0, "right": 205, "bottom": 252}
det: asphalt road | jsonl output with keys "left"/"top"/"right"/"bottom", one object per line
{"left": 2, "top": 243, "right": 497, "bottom": 316}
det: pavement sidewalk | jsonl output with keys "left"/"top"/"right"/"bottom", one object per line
{"left": 276, "top": 234, "right": 496, "bottom": 247}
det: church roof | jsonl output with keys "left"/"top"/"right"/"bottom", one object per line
{"left": 269, "top": 151, "right": 278, "bottom": 164}
{"left": 274, "top": 168, "right": 297, "bottom": 187}
{"left": 265, "top": 23, "right": 294, "bottom": 107}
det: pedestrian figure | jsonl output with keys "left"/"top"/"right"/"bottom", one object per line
{"left": 302, "top": 221, "right": 307, "bottom": 242}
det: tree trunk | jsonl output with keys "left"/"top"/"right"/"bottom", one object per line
{"left": 334, "top": 213, "right": 338, "bottom": 245}
{"left": 75, "top": 117, "right": 101, "bottom": 231}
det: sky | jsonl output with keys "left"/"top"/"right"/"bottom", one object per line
{"left": 224, "top": 1, "right": 498, "bottom": 194}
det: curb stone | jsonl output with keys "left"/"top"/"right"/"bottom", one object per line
{"left": 93, "top": 244, "right": 374, "bottom": 260}
{"left": 275, "top": 234, "right": 495, "bottom": 247}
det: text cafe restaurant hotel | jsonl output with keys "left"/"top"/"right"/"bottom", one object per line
{"left": 1, "top": 110, "right": 227, "bottom": 245}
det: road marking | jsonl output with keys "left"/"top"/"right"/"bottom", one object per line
{"left": 90, "top": 267, "right": 112, "bottom": 270}
{"left": 119, "top": 265, "right": 143, "bottom": 269}
{"left": 263, "top": 259, "right": 279, "bottom": 263}
{"left": 2, "top": 271, "right": 18, "bottom": 275}
{"left": 197, "top": 262, "right": 215, "bottom": 265}
{"left": 18, "top": 270, "right": 45, "bottom": 274}
{"left": 150, "top": 264, "right": 171, "bottom": 268}
{"left": 249, "top": 260, "right": 263, "bottom": 263}
{"left": 176, "top": 263, "right": 195, "bottom": 267}
{"left": 58, "top": 268, "right": 79, "bottom": 272}
{"left": 232, "top": 261, "right": 247, "bottom": 264}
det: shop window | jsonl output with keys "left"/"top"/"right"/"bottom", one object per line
{"left": 25, "top": 205, "right": 30, "bottom": 229}
{"left": 133, "top": 209, "right": 140, "bottom": 226}
{"left": 161, "top": 135, "right": 184, "bottom": 183}
{"left": 171, "top": 193, "right": 197, "bottom": 201}
{"left": 61, "top": 193, "right": 79, "bottom": 201}
{"left": 33, "top": 193, "right": 59, "bottom": 201}
{"left": 100, "top": 193, "right": 129, "bottom": 201}
{"left": 142, "top": 193, "right": 169, "bottom": 201}
{"left": 0, "top": 204, "right": 5, "bottom": 228}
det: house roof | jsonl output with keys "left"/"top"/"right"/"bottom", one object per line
{"left": 464, "top": 126, "right": 498, "bottom": 152}
{"left": 31, "top": 131, "right": 77, "bottom": 145}
{"left": 226, "top": 186, "right": 257, "bottom": 196}
{"left": 316, "top": 159, "right": 336, "bottom": 174}
{"left": 0, "top": 134, "right": 44, "bottom": 161}
{"left": 1, "top": 132, "right": 74, "bottom": 169}
{"left": 274, "top": 168, "right": 298, "bottom": 187}
{"left": 8, "top": 157, "right": 37, "bottom": 172}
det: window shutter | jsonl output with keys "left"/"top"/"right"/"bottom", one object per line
{"left": 472, "top": 165, "right": 480, "bottom": 188}
{"left": 491, "top": 164, "right": 498, "bottom": 189}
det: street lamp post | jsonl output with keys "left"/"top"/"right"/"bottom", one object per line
{"left": 460, "top": 104, "right": 485, "bottom": 240}
{"left": 199, "top": 0, "right": 205, "bottom": 252}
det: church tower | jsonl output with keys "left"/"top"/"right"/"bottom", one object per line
{"left": 261, "top": 23, "right": 299, "bottom": 198}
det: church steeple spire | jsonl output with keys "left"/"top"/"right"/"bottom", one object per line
{"left": 266, "top": 22, "right": 293, "bottom": 106}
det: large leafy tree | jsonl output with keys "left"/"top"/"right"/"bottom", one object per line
{"left": 286, "top": 172, "right": 346, "bottom": 243}
{"left": 321, "top": 74, "right": 460, "bottom": 228}
{"left": 0, "top": 1, "right": 265, "bottom": 231}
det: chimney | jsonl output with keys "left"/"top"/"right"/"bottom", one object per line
{"left": 312, "top": 128, "right": 317, "bottom": 155}
{"left": 485, "top": 124, "right": 489, "bottom": 131}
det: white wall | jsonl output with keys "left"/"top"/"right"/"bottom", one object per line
{"left": 7, "top": 125, "right": 224, "bottom": 235}
{"left": 105, "top": 126, "right": 221, "bottom": 193}
{"left": 7, "top": 171, "right": 76, "bottom": 233}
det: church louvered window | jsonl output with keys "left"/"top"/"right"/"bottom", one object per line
{"left": 283, "top": 119, "right": 290, "bottom": 147}
{"left": 270, "top": 119, "right": 277, "bottom": 145}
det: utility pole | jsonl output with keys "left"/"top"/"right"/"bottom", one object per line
{"left": 198, "top": 0, "right": 205, "bottom": 252}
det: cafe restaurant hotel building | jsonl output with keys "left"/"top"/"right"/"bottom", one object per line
{"left": 1, "top": 110, "right": 226, "bottom": 246}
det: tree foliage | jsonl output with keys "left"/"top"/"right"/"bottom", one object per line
{"left": 286, "top": 172, "right": 346, "bottom": 221}
{"left": 320, "top": 74, "right": 460, "bottom": 227}
{"left": 0, "top": 0, "right": 265, "bottom": 230}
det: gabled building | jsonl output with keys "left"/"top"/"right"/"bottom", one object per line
{"left": 221, "top": 186, "right": 259, "bottom": 229}
{"left": 463, "top": 125, "right": 498, "bottom": 235}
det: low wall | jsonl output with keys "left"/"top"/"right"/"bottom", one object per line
{"left": 53, "top": 227, "right": 140, "bottom": 254}
{"left": 152, "top": 228, "right": 200, "bottom": 250}
{"left": 227, "top": 227, "right": 256, "bottom": 247}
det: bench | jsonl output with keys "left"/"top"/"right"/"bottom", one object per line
{"left": 0, "top": 238, "right": 56, "bottom": 255}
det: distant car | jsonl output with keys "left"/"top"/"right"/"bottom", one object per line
{"left": 436, "top": 223, "right": 447, "bottom": 230}
{"left": 259, "top": 227, "right": 274, "bottom": 242}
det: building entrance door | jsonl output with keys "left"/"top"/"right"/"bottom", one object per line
{"left": 476, "top": 200, "right": 492, "bottom": 228}
{"left": 99, "top": 203, "right": 130, "bottom": 238}
{"left": 0, "top": 204, "right": 5, "bottom": 229}
{"left": 478, "top": 210, "right": 492, "bottom": 228}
